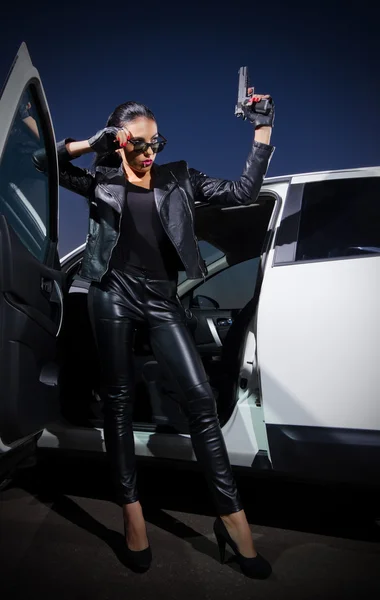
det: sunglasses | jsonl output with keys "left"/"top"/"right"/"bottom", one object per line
{"left": 128, "top": 133, "right": 167, "bottom": 154}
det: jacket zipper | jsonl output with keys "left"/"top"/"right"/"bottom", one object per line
{"left": 155, "top": 185, "right": 192, "bottom": 273}
{"left": 98, "top": 183, "right": 123, "bottom": 278}
{"left": 177, "top": 184, "right": 207, "bottom": 281}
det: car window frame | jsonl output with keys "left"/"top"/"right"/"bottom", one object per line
{"left": 181, "top": 257, "right": 260, "bottom": 311}
{"left": 0, "top": 77, "right": 59, "bottom": 265}
{"left": 273, "top": 176, "right": 380, "bottom": 267}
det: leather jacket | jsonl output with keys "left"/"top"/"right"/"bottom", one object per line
{"left": 35, "top": 138, "right": 274, "bottom": 282}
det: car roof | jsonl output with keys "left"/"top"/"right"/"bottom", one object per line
{"left": 262, "top": 164, "right": 380, "bottom": 185}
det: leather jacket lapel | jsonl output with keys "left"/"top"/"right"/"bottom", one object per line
{"left": 152, "top": 163, "right": 178, "bottom": 212}
{"left": 96, "top": 163, "right": 178, "bottom": 214}
{"left": 96, "top": 165, "right": 126, "bottom": 213}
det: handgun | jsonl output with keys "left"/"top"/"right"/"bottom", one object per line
{"left": 235, "top": 66, "right": 271, "bottom": 119}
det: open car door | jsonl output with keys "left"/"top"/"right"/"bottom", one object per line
{"left": 184, "top": 195, "right": 275, "bottom": 354}
{"left": 0, "top": 43, "right": 63, "bottom": 447}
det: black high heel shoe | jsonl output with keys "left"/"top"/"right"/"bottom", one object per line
{"left": 213, "top": 517, "right": 272, "bottom": 579}
{"left": 120, "top": 522, "right": 152, "bottom": 573}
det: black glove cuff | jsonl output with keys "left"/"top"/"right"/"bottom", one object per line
{"left": 88, "top": 132, "right": 100, "bottom": 148}
{"left": 57, "top": 138, "right": 76, "bottom": 162}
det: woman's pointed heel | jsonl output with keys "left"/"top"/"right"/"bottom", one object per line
{"left": 120, "top": 521, "right": 152, "bottom": 573}
{"left": 214, "top": 525, "right": 227, "bottom": 564}
{"left": 213, "top": 517, "right": 272, "bottom": 580}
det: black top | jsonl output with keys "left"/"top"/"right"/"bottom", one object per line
{"left": 109, "top": 182, "right": 181, "bottom": 280}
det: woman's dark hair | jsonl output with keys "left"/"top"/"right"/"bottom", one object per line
{"left": 94, "top": 101, "right": 156, "bottom": 168}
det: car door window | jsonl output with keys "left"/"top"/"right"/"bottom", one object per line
{"left": 189, "top": 258, "right": 259, "bottom": 310}
{"left": 178, "top": 241, "right": 225, "bottom": 284}
{"left": 0, "top": 86, "right": 51, "bottom": 262}
{"left": 296, "top": 177, "right": 380, "bottom": 261}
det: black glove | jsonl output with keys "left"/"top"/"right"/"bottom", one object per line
{"left": 88, "top": 127, "right": 120, "bottom": 155}
{"left": 242, "top": 98, "right": 275, "bottom": 129}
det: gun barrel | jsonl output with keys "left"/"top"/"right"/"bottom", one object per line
{"left": 235, "top": 66, "right": 249, "bottom": 118}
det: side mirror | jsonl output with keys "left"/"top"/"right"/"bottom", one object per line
{"left": 191, "top": 295, "right": 220, "bottom": 310}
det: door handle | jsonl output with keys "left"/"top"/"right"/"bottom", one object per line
{"left": 41, "top": 277, "right": 53, "bottom": 294}
{"left": 217, "top": 318, "right": 233, "bottom": 327}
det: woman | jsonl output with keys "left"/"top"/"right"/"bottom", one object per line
{"left": 34, "top": 91, "right": 275, "bottom": 578}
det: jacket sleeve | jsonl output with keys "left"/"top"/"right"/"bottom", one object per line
{"left": 33, "top": 138, "right": 95, "bottom": 199}
{"left": 188, "top": 140, "right": 275, "bottom": 207}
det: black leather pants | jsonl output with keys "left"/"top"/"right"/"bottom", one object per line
{"left": 87, "top": 268, "right": 243, "bottom": 515}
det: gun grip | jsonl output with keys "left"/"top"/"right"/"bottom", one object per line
{"left": 254, "top": 98, "right": 271, "bottom": 115}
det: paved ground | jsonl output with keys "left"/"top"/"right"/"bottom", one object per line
{"left": 1, "top": 452, "right": 380, "bottom": 600}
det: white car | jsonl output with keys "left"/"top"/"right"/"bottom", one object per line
{"left": 1, "top": 43, "right": 380, "bottom": 487}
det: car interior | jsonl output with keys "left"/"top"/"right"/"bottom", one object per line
{"left": 58, "top": 194, "right": 276, "bottom": 434}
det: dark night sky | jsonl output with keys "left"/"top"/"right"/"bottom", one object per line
{"left": 0, "top": 0, "right": 379, "bottom": 256}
